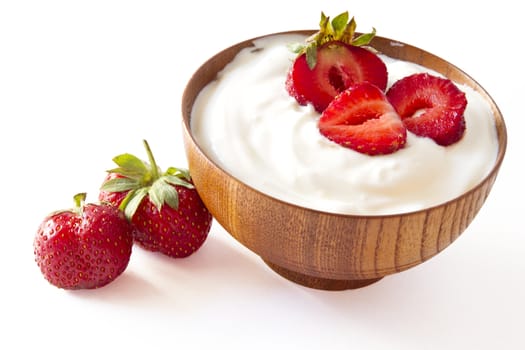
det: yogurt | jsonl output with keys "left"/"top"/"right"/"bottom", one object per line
{"left": 191, "top": 34, "right": 499, "bottom": 215}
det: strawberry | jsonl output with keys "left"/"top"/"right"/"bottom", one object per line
{"left": 386, "top": 72, "right": 467, "bottom": 146}
{"left": 33, "top": 193, "right": 134, "bottom": 290}
{"left": 286, "top": 11, "right": 388, "bottom": 112}
{"left": 318, "top": 82, "right": 407, "bottom": 155}
{"left": 99, "top": 140, "right": 212, "bottom": 258}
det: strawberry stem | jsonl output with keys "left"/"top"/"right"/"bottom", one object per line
{"left": 143, "top": 139, "right": 160, "bottom": 181}
{"left": 73, "top": 192, "right": 87, "bottom": 214}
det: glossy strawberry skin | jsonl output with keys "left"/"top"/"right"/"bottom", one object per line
{"left": 287, "top": 41, "right": 388, "bottom": 112}
{"left": 318, "top": 82, "right": 407, "bottom": 155}
{"left": 386, "top": 73, "right": 467, "bottom": 146}
{"left": 34, "top": 203, "right": 133, "bottom": 290}
{"left": 131, "top": 187, "right": 212, "bottom": 258}
{"left": 99, "top": 173, "right": 213, "bottom": 258}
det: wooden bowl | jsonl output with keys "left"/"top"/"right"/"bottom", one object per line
{"left": 181, "top": 31, "right": 507, "bottom": 290}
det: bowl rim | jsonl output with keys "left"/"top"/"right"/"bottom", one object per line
{"left": 181, "top": 29, "right": 508, "bottom": 219}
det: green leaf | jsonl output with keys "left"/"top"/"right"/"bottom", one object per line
{"left": 163, "top": 174, "right": 194, "bottom": 189}
{"left": 319, "top": 12, "right": 329, "bottom": 30}
{"left": 149, "top": 179, "right": 180, "bottom": 210}
{"left": 340, "top": 16, "right": 356, "bottom": 43}
{"left": 106, "top": 166, "right": 145, "bottom": 179}
{"left": 352, "top": 27, "right": 376, "bottom": 46}
{"left": 306, "top": 43, "right": 317, "bottom": 70}
{"left": 112, "top": 153, "right": 148, "bottom": 175}
{"left": 100, "top": 177, "right": 140, "bottom": 192}
{"left": 149, "top": 179, "right": 165, "bottom": 209}
{"left": 331, "top": 11, "right": 349, "bottom": 36}
{"left": 161, "top": 180, "right": 180, "bottom": 210}
{"left": 287, "top": 11, "right": 378, "bottom": 60}
{"left": 178, "top": 168, "right": 192, "bottom": 181}
{"left": 122, "top": 187, "right": 149, "bottom": 220}
{"left": 317, "top": 13, "right": 331, "bottom": 44}
{"left": 164, "top": 166, "right": 192, "bottom": 181}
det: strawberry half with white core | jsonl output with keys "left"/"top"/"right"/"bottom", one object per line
{"left": 99, "top": 140, "right": 212, "bottom": 258}
{"left": 34, "top": 193, "right": 134, "bottom": 290}
{"left": 318, "top": 82, "right": 407, "bottom": 155}
{"left": 386, "top": 73, "right": 467, "bottom": 146}
{"left": 286, "top": 11, "right": 388, "bottom": 112}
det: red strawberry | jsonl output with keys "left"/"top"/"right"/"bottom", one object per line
{"left": 318, "top": 82, "right": 407, "bottom": 155}
{"left": 386, "top": 73, "right": 467, "bottom": 146}
{"left": 286, "top": 12, "right": 387, "bottom": 112}
{"left": 99, "top": 140, "right": 213, "bottom": 258}
{"left": 34, "top": 193, "right": 134, "bottom": 290}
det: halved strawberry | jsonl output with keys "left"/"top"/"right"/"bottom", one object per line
{"left": 318, "top": 82, "right": 407, "bottom": 155}
{"left": 287, "top": 42, "right": 388, "bottom": 112}
{"left": 286, "top": 12, "right": 388, "bottom": 112}
{"left": 386, "top": 73, "right": 467, "bottom": 146}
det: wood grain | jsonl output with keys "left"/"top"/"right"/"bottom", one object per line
{"left": 181, "top": 31, "right": 507, "bottom": 290}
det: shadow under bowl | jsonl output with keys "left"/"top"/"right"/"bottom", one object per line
{"left": 181, "top": 30, "right": 507, "bottom": 291}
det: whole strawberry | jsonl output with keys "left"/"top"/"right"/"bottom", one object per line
{"left": 34, "top": 193, "right": 134, "bottom": 290}
{"left": 99, "top": 140, "right": 212, "bottom": 258}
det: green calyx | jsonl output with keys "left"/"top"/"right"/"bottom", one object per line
{"left": 100, "top": 140, "right": 194, "bottom": 221}
{"left": 288, "top": 11, "right": 377, "bottom": 69}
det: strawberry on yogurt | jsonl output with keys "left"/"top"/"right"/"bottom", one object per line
{"left": 190, "top": 29, "right": 498, "bottom": 215}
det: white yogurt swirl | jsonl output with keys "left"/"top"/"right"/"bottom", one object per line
{"left": 191, "top": 34, "right": 498, "bottom": 215}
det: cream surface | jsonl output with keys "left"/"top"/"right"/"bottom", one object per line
{"left": 191, "top": 34, "right": 498, "bottom": 215}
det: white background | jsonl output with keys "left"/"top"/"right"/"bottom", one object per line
{"left": 1, "top": 1, "right": 523, "bottom": 349}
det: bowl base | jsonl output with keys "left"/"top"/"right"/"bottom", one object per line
{"left": 263, "top": 259, "right": 383, "bottom": 291}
